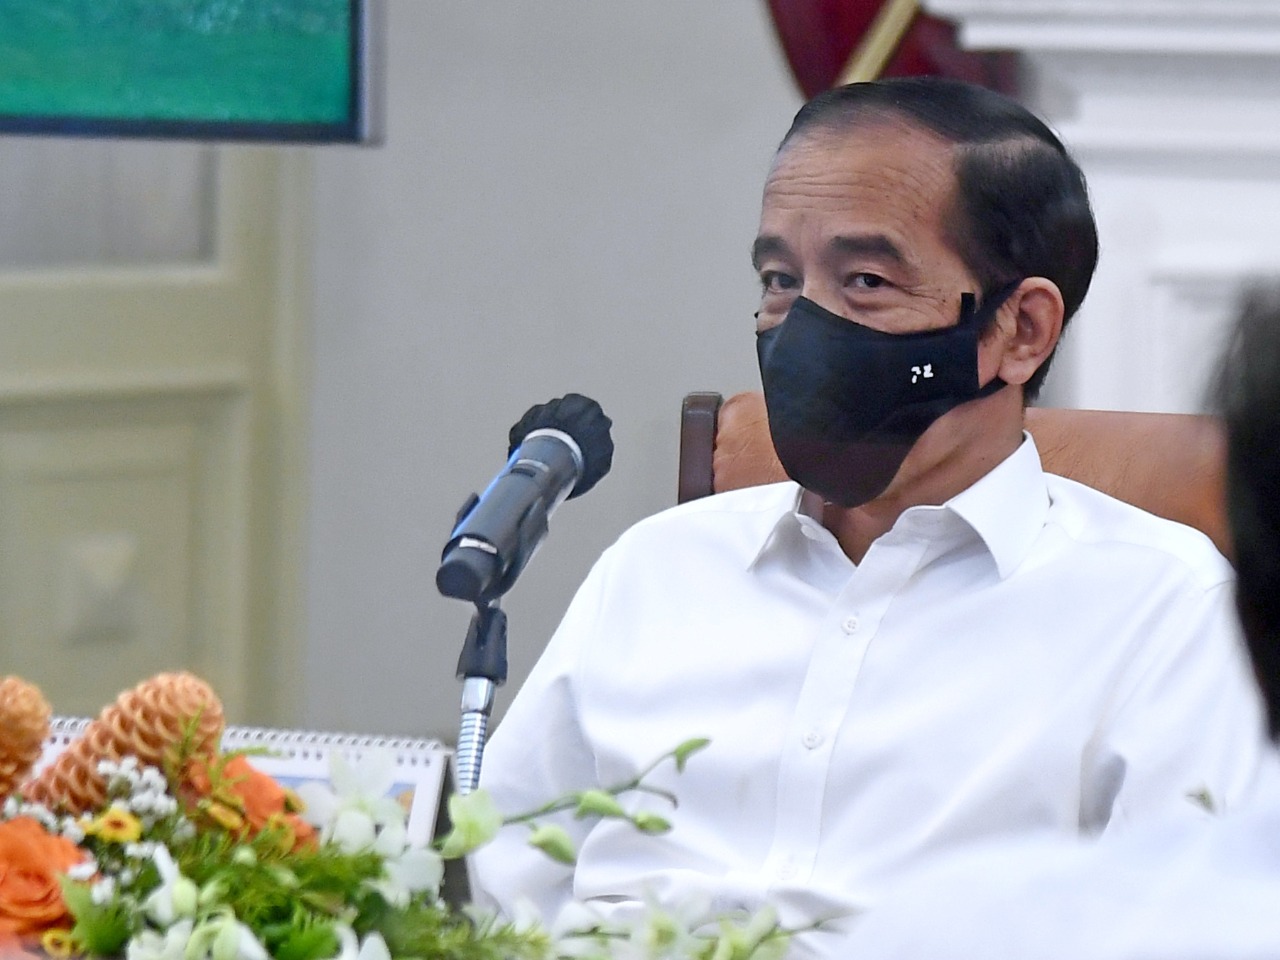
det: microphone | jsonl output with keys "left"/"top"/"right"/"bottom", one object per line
{"left": 436, "top": 393, "right": 613, "bottom": 604}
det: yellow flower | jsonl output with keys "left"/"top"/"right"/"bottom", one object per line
{"left": 283, "top": 786, "right": 306, "bottom": 814}
{"left": 92, "top": 807, "right": 142, "bottom": 844}
{"left": 259, "top": 813, "right": 298, "bottom": 856}
{"left": 203, "top": 801, "right": 245, "bottom": 833}
{"left": 40, "top": 928, "right": 80, "bottom": 958}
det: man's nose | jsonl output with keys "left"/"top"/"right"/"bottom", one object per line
{"left": 798, "top": 282, "right": 843, "bottom": 318}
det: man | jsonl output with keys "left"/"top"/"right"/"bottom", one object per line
{"left": 470, "top": 78, "right": 1271, "bottom": 951}
{"left": 844, "top": 284, "right": 1280, "bottom": 959}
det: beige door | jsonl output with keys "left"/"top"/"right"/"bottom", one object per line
{"left": 0, "top": 140, "right": 307, "bottom": 724}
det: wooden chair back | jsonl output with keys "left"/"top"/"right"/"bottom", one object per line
{"left": 678, "top": 391, "right": 1232, "bottom": 560}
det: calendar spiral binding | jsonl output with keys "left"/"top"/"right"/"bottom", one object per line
{"left": 44, "top": 716, "right": 450, "bottom": 766}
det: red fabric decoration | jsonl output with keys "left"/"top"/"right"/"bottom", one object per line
{"left": 765, "top": 0, "right": 1018, "bottom": 99}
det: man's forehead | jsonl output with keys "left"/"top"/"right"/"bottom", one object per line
{"left": 766, "top": 119, "right": 956, "bottom": 186}
{"left": 760, "top": 120, "right": 959, "bottom": 226}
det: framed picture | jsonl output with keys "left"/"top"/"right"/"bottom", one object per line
{"left": 0, "top": 0, "right": 381, "bottom": 143}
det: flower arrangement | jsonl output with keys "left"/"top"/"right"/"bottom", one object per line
{"left": 0, "top": 672, "right": 790, "bottom": 960}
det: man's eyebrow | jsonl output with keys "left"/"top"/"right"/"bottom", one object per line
{"left": 751, "top": 232, "right": 910, "bottom": 270}
{"left": 751, "top": 235, "right": 789, "bottom": 270}
{"left": 830, "top": 233, "right": 908, "bottom": 266}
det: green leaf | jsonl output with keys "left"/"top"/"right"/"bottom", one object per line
{"left": 527, "top": 824, "right": 577, "bottom": 865}
{"left": 573, "top": 789, "right": 627, "bottom": 819}
{"left": 672, "top": 737, "right": 711, "bottom": 773}
{"left": 631, "top": 812, "right": 672, "bottom": 834}
{"left": 271, "top": 922, "right": 341, "bottom": 960}
{"left": 1187, "top": 786, "right": 1217, "bottom": 814}
{"left": 58, "top": 877, "right": 93, "bottom": 919}
{"left": 61, "top": 877, "right": 134, "bottom": 957}
{"left": 437, "top": 789, "right": 503, "bottom": 859}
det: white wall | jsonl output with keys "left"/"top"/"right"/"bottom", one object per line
{"left": 304, "top": 3, "right": 801, "bottom": 739}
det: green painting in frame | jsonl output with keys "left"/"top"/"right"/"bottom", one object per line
{"left": 0, "top": 0, "right": 379, "bottom": 143}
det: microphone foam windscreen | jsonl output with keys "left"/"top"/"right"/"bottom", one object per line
{"left": 508, "top": 393, "right": 614, "bottom": 497}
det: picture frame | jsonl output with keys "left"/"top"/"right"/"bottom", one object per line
{"left": 0, "top": 0, "right": 383, "bottom": 144}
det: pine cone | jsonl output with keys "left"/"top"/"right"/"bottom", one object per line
{"left": 0, "top": 677, "right": 51, "bottom": 802}
{"left": 23, "top": 671, "right": 224, "bottom": 814}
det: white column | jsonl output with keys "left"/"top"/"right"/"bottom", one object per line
{"left": 926, "top": 0, "right": 1280, "bottom": 412}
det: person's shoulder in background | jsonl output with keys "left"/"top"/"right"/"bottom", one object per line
{"left": 845, "top": 777, "right": 1280, "bottom": 960}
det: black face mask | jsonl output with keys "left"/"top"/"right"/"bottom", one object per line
{"left": 755, "top": 284, "right": 1018, "bottom": 508}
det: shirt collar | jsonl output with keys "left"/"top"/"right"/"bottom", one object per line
{"left": 939, "top": 432, "right": 1049, "bottom": 579}
{"left": 747, "top": 484, "right": 809, "bottom": 570}
{"left": 748, "top": 434, "right": 1049, "bottom": 580}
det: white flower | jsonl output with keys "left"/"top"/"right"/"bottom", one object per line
{"left": 295, "top": 746, "right": 444, "bottom": 904}
{"left": 143, "top": 846, "right": 198, "bottom": 926}
{"left": 581, "top": 893, "right": 716, "bottom": 960}
{"left": 507, "top": 896, "right": 551, "bottom": 935}
{"left": 129, "top": 789, "right": 160, "bottom": 814}
{"left": 184, "top": 914, "right": 269, "bottom": 960}
{"left": 66, "top": 860, "right": 97, "bottom": 882}
{"left": 370, "top": 816, "right": 406, "bottom": 857}
{"left": 125, "top": 918, "right": 194, "bottom": 960}
{"left": 215, "top": 922, "right": 269, "bottom": 960}
{"left": 328, "top": 809, "right": 377, "bottom": 854}
{"left": 295, "top": 749, "right": 405, "bottom": 840}
{"left": 326, "top": 927, "right": 393, "bottom": 960}
{"left": 297, "top": 760, "right": 445, "bottom": 904}
{"left": 552, "top": 900, "right": 608, "bottom": 937}
{"left": 327, "top": 926, "right": 359, "bottom": 960}
{"left": 18, "top": 803, "right": 55, "bottom": 828}
{"left": 90, "top": 876, "right": 116, "bottom": 906}
{"left": 373, "top": 845, "right": 444, "bottom": 906}
{"left": 354, "top": 932, "right": 391, "bottom": 960}
{"left": 103, "top": 756, "right": 143, "bottom": 795}
{"left": 139, "top": 765, "right": 168, "bottom": 793}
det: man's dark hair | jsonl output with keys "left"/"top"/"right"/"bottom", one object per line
{"left": 1216, "top": 284, "right": 1280, "bottom": 739}
{"left": 779, "top": 77, "right": 1099, "bottom": 401}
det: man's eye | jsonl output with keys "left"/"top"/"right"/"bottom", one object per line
{"left": 849, "top": 273, "right": 888, "bottom": 290}
{"left": 759, "top": 270, "right": 798, "bottom": 294}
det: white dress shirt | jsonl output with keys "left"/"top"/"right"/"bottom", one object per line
{"left": 471, "top": 436, "right": 1271, "bottom": 954}
{"left": 844, "top": 772, "right": 1280, "bottom": 960}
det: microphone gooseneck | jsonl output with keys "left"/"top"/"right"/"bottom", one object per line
{"left": 439, "top": 394, "right": 613, "bottom": 792}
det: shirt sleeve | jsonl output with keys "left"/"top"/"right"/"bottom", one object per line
{"left": 467, "top": 553, "right": 610, "bottom": 922}
{"left": 1084, "top": 577, "right": 1275, "bottom": 833}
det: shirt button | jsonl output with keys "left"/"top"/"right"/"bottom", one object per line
{"left": 842, "top": 616, "right": 860, "bottom": 634}
{"left": 802, "top": 731, "right": 824, "bottom": 750}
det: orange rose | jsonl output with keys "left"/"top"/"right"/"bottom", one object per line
{"left": 184, "top": 756, "right": 316, "bottom": 852}
{"left": 0, "top": 817, "right": 87, "bottom": 938}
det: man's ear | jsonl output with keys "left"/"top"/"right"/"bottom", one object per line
{"left": 989, "top": 278, "right": 1065, "bottom": 388}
